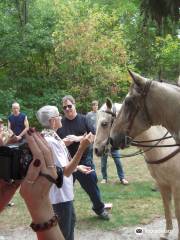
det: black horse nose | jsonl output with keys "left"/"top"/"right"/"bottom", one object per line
{"left": 94, "top": 148, "right": 100, "bottom": 157}
{"left": 94, "top": 148, "right": 99, "bottom": 156}
{"left": 109, "top": 137, "right": 113, "bottom": 146}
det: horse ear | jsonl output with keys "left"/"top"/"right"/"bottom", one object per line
{"left": 128, "top": 69, "right": 147, "bottom": 87}
{"left": 106, "top": 97, "right": 112, "bottom": 109}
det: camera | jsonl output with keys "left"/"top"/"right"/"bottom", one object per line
{"left": 0, "top": 141, "right": 33, "bottom": 181}
{"left": 0, "top": 141, "right": 64, "bottom": 188}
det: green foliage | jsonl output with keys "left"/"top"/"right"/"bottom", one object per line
{"left": 0, "top": 0, "right": 179, "bottom": 119}
{"left": 153, "top": 34, "right": 180, "bottom": 80}
{"left": 119, "top": 4, "right": 179, "bottom": 80}
{"left": 53, "top": 0, "right": 129, "bottom": 111}
{"left": 0, "top": 0, "right": 56, "bottom": 79}
{"left": 140, "top": 0, "right": 180, "bottom": 29}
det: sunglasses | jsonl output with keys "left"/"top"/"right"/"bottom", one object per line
{"left": 63, "top": 105, "right": 73, "bottom": 110}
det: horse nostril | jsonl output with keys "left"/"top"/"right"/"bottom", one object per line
{"left": 94, "top": 148, "right": 98, "bottom": 155}
{"left": 109, "top": 137, "right": 113, "bottom": 146}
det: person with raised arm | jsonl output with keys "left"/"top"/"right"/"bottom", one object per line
{"left": 36, "top": 105, "right": 94, "bottom": 240}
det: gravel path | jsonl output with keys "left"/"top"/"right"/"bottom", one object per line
{"left": 0, "top": 218, "right": 178, "bottom": 240}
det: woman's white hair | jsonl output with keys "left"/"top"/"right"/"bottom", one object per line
{"left": 36, "top": 105, "right": 59, "bottom": 127}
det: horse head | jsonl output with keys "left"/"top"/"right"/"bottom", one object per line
{"left": 110, "top": 70, "right": 152, "bottom": 149}
{"left": 94, "top": 98, "right": 117, "bottom": 156}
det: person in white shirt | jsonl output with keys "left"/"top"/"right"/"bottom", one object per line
{"left": 36, "top": 105, "right": 94, "bottom": 240}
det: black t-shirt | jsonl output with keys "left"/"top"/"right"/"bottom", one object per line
{"left": 57, "top": 113, "right": 95, "bottom": 165}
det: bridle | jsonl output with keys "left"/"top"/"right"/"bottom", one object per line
{"left": 102, "top": 110, "right": 116, "bottom": 126}
{"left": 124, "top": 80, "right": 152, "bottom": 137}
{"left": 100, "top": 89, "right": 180, "bottom": 164}
{"left": 98, "top": 109, "right": 116, "bottom": 153}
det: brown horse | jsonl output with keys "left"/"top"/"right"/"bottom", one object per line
{"left": 95, "top": 99, "right": 180, "bottom": 240}
{"left": 110, "top": 72, "right": 180, "bottom": 240}
{"left": 135, "top": 127, "right": 180, "bottom": 240}
{"left": 110, "top": 70, "right": 180, "bottom": 149}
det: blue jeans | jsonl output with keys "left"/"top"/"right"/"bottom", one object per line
{"left": 53, "top": 201, "right": 75, "bottom": 240}
{"left": 73, "top": 170, "right": 105, "bottom": 215}
{"left": 101, "top": 149, "right": 125, "bottom": 180}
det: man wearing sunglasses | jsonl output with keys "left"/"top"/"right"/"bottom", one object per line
{"left": 57, "top": 95, "right": 109, "bottom": 220}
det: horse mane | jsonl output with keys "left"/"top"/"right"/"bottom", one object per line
{"left": 158, "top": 79, "right": 180, "bottom": 87}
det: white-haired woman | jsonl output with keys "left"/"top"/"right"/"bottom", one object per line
{"left": 36, "top": 105, "right": 94, "bottom": 240}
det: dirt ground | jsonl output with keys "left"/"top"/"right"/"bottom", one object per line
{"left": 0, "top": 217, "right": 178, "bottom": 240}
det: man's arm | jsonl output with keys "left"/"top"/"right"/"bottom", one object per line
{"left": 17, "top": 116, "right": 29, "bottom": 140}
{"left": 7, "top": 120, "right": 11, "bottom": 132}
{"left": 62, "top": 133, "right": 94, "bottom": 176}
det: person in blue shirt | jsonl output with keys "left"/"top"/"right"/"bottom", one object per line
{"left": 8, "top": 102, "right": 29, "bottom": 142}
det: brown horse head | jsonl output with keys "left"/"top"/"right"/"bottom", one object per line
{"left": 110, "top": 70, "right": 153, "bottom": 149}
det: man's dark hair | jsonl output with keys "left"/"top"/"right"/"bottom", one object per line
{"left": 62, "top": 95, "right": 75, "bottom": 104}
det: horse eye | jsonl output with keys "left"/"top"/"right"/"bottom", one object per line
{"left": 125, "top": 97, "right": 134, "bottom": 107}
{"left": 101, "top": 122, "right": 108, "bottom": 127}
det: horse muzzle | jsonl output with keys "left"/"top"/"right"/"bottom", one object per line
{"left": 110, "top": 133, "right": 132, "bottom": 149}
{"left": 94, "top": 143, "right": 110, "bottom": 157}
{"left": 94, "top": 147, "right": 103, "bottom": 157}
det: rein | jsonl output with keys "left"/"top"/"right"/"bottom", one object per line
{"left": 120, "top": 131, "right": 169, "bottom": 158}
{"left": 100, "top": 101, "right": 180, "bottom": 164}
{"left": 131, "top": 142, "right": 180, "bottom": 148}
{"left": 120, "top": 135, "right": 180, "bottom": 163}
{"left": 145, "top": 147, "right": 180, "bottom": 164}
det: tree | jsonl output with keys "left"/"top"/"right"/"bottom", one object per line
{"left": 53, "top": 0, "right": 130, "bottom": 109}
{"left": 140, "top": 0, "right": 179, "bottom": 33}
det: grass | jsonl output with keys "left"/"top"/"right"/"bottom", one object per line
{"left": 0, "top": 146, "right": 164, "bottom": 231}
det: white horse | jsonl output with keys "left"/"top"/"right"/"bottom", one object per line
{"left": 94, "top": 100, "right": 122, "bottom": 156}
{"left": 94, "top": 99, "right": 180, "bottom": 240}
{"left": 110, "top": 70, "right": 180, "bottom": 149}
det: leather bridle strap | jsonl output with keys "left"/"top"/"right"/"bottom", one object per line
{"left": 102, "top": 110, "right": 116, "bottom": 126}
{"left": 126, "top": 81, "right": 152, "bottom": 136}
{"left": 145, "top": 147, "right": 180, "bottom": 164}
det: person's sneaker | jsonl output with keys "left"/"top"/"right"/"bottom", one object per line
{"left": 98, "top": 210, "right": 110, "bottom": 220}
{"left": 100, "top": 179, "right": 107, "bottom": 184}
{"left": 104, "top": 203, "right": 113, "bottom": 210}
{"left": 120, "top": 178, "right": 129, "bottom": 185}
{"left": 7, "top": 202, "right": 15, "bottom": 207}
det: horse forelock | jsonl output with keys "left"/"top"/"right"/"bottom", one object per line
{"left": 100, "top": 102, "right": 122, "bottom": 115}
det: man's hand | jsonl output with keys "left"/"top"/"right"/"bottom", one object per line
{"left": 65, "top": 135, "right": 83, "bottom": 142}
{"left": 6, "top": 135, "right": 18, "bottom": 144}
{"left": 63, "top": 135, "right": 83, "bottom": 146}
{"left": 16, "top": 135, "right": 22, "bottom": 141}
{"left": 63, "top": 138, "right": 74, "bottom": 146}
{"left": 77, "top": 165, "right": 94, "bottom": 174}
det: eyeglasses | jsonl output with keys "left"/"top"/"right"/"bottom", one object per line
{"left": 63, "top": 105, "right": 73, "bottom": 110}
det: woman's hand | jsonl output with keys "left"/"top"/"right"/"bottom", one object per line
{"left": 79, "top": 132, "right": 94, "bottom": 152}
{"left": 20, "top": 130, "right": 57, "bottom": 222}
